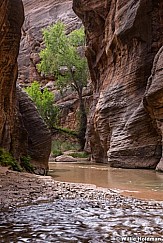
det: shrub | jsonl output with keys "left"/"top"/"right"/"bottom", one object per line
{"left": 20, "top": 156, "right": 34, "bottom": 173}
{"left": 51, "top": 139, "right": 79, "bottom": 157}
{"left": 0, "top": 148, "right": 22, "bottom": 171}
{"left": 70, "top": 152, "right": 89, "bottom": 158}
{"left": 52, "top": 149, "right": 63, "bottom": 157}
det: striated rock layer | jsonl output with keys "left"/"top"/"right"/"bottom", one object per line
{"left": 0, "top": 0, "right": 51, "bottom": 174}
{"left": 144, "top": 46, "right": 163, "bottom": 172}
{"left": 73, "top": 0, "right": 163, "bottom": 169}
{"left": 18, "top": 0, "right": 91, "bottom": 132}
{"left": 18, "top": 0, "right": 81, "bottom": 84}
{"left": 0, "top": 0, "right": 24, "bottom": 151}
{"left": 17, "top": 87, "right": 51, "bottom": 174}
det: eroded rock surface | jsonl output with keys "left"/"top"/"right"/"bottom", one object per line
{"left": 0, "top": 0, "right": 51, "bottom": 174}
{"left": 0, "top": 0, "right": 24, "bottom": 154}
{"left": 18, "top": 0, "right": 81, "bottom": 84}
{"left": 17, "top": 87, "right": 51, "bottom": 174}
{"left": 73, "top": 0, "right": 163, "bottom": 168}
{"left": 144, "top": 47, "right": 163, "bottom": 172}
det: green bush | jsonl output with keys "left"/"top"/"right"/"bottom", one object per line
{"left": 70, "top": 152, "right": 89, "bottom": 158}
{"left": 25, "top": 81, "right": 60, "bottom": 129}
{"left": 20, "top": 156, "right": 34, "bottom": 173}
{"left": 51, "top": 139, "right": 79, "bottom": 157}
{"left": 54, "top": 126, "right": 78, "bottom": 137}
{"left": 52, "top": 149, "right": 63, "bottom": 157}
{"left": 0, "top": 148, "right": 22, "bottom": 171}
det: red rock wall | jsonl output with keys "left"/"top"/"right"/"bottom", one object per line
{"left": 145, "top": 46, "right": 163, "bottom": 171}
{"left": 18, "top": 0, "right": 91, "bottom": 132}
{"left": 18, "top": 0, "right": 81, "bottom": 85}
{"left": 17, "top": 87, "right": 51, "bottom": 174}
{"left": 0, "top": 0, "right": 51, "bottom": 174}
{"left": 73, "top": 0, "right": 163, "bottom": 169}
{"left": 0, "top": 0, "right": 24, "bottom": 151}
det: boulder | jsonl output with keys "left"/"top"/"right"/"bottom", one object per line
{"left": 55, "top": 155, "right": 77, "bottom": 162}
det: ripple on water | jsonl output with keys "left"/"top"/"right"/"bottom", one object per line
{"left": 0, "top": 199, "right": 163, "bottom": 242}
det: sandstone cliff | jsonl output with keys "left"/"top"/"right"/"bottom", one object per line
{"left": 73, "top": 0, "right": 163, "bottom": 170}
{"left": 17, "top": 86, "right": 51, "bottom": 174}
{"left": 18, "top": 0, "right": 81, "bottom": 84}
{"left": 18, "top": 0, "right": 93, "bottom": 132}
{"left": 145, "top": 46, "right": 163, "bottom": 171}
{"left": 0, "top": 0, "right": 51, "bottom": 174}
{"left": 18, "top": 0, "right": 85, "bottom": 132}
{"left": 0, "top": 0, "right": 24, "bottom": 156}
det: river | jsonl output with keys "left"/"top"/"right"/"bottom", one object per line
{"left": 49, "top": 161, "right": 163, "bottom": 201}
{"left": 0, "top": 162, "right": 163, "bottom": 242}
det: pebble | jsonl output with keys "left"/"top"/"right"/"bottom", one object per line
{"left": 0, "top": 169, "right": 163, "bottom": 242}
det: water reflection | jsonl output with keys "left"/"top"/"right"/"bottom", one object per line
{"left": 49, "top": 162, "right": 163, "bottom": 201}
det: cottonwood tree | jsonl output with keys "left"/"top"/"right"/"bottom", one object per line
{"left": 25, "top": 81, "right": 60, "bottom": 129}
{"left": 37, "top": 22, "right": 89, "bottom": 149}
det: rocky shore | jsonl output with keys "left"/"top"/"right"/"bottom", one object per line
{"left": 0, "top": 167, "right": 163, "bottom": 242}
{"left": 0, "top": 166, "right": 163, "bottom": 210}
{"left": 0, "top": 166, "right": 130, "bottom": 209}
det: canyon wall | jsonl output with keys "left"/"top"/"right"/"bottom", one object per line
{"left": 73, "top": 0, "right": 163, "bottom": 170}
{"left": 18, "top": 0, "right": 81, "bottom": 85}
{"left": 0, "top": 0, "right": 51, "bottom": 174}
{"left": 17, "top": 87, "right": 51, "bottom": 174}
{"left": 18, "top": 0, "right": 85, "bottom": 131}
{"left": 0, "top": 0, "right": 24, "bottom": 155}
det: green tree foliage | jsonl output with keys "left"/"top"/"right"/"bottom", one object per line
{"left": 25, "top": 81, "right": 60, "bottom": 129}
{"left": 37, "top": 22, "right": 89, "bottom": 149}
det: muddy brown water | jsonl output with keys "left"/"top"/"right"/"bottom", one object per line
{"left": 49, "top": 162, "right": 163, "bottom": 201}
{"left": 0, "top": 162, "right": 163, "bottom": 242}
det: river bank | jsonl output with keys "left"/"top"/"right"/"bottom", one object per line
{"left": 0, "top": 166, "right": 135, "bottom": 209}
{"left": 49, "top": 161, "right": 163, "bottom": 201}
{"left": 0, "top": 166, "right": 163, "bottom": 209}
{"left": 0, "top": 166, "right": 163, "bottom": 242}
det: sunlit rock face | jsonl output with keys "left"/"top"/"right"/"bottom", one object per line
{"left": 18, "top": 0, "right": 81, "bottom": 84}
{"left": 73, "top": 0, "right": 163, "bottom": 168}
{"left": 0, "top": 0, "right": 51, "bottom": 174}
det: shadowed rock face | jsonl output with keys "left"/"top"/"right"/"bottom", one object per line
{"left": 73, "top": 0, "right": 163, "bottom": 169}
{"left": 0, "top": 0, "right": 24, "bottom": 151}
{"left": 17, "top": 87, "right": 51, "bottom": 174}
{"left": 144, "top": 47, "right": 163, "bottom": 172}
{"left": 0, "top": 0, "right": 51, "bottom": 174}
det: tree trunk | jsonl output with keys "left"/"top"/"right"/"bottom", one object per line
{"left": 78, "top": 90, "right": 87, "bottom": 150}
